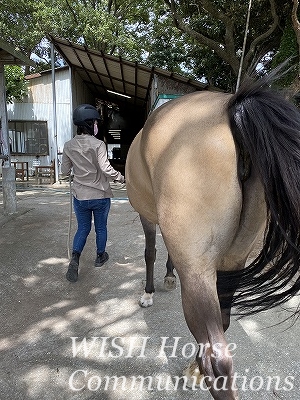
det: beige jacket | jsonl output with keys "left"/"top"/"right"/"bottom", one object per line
{"left": 61, "top": 134, "right": 124, "bottom": 200}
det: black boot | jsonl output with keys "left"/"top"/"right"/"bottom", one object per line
{"left": 66, "top": 251, "right": 80, "bottom": 282}
{"left": 95, "top": 252, "right": 109, "bottom": 267}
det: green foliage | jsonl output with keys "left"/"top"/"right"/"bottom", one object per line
{"left": 146, "top": 15, "right": 190, "bottom": 73}
{"left": 0, "top": 0, "right": 156, "bottom": 64}
{"left": 4, "top": 66, "right": 28, "bottom": 103}
{"left": 0, "top": 0, "right": 298, "bottom": 91}
{"left": 271, "top": 23, "right": 298, "bottom": 87}
{"left": 188, "top": 46, "right": 237, "bottom": 92}
{"left": 37, "top": 0, "right": 154, "bottom": 60}
{"left": 0, "top": 0, "right": 48, "bottom": 56}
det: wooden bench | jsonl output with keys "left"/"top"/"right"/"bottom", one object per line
{"left": 35, "top": 162, "right": 55, "bottom": 184}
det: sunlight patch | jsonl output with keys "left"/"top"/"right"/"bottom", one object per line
{"left": 39, "top": 257, "right": 68, "bottom": 265}
{"left": 89, "top": 287, "right": 101, "bottom": 295}
{"left": 239, "top": 319, "right": 263, "bottom": 342}
{"left": 41, "top": 300, "right": 73, "bottom": 313}
{"left": 23, "top": 275, "right": 40, "bottom": 286}
{"left": 23, "top": 365, "right": 53, "bottom": 396}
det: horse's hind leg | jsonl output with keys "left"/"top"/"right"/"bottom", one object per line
{"left": 179, "top": 272, "right": 238, "bottom": 399}
{"left": 139, "top": 214, "right": 156, "bottom": 307}
{"left": 164, "top": 254, "right": 177, "bottom": 291}
{"left": 217, "top": 270, "right": 241, "bottom": 332}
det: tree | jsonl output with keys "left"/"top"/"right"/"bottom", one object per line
{"left": 4, "top": 66, "right": 28, "bottom": 103}
{"left": 0, "top": 1, "right": 49, "bottom": 68}
{"left": 292, "top": 0, "right": 300, "bottom": 73}
{"left": 268, "top": 0, "right": 300, "bottom": 97}
{"left": 0, "top": 0, "right": 298, "bottom": 93}
{"left": 291, "top": 0, "right": 300, "bottom": 96}
{"left": 159, "top": 0, "right": 293, "bottom": 90}
{"left": 0, "top": 0, "right": 153, "bottom": 62}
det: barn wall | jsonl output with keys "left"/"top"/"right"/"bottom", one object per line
{"left": 149, "top": 74, "right": 198, "bottom": 113}
{"left": 70, "top": 69, "right": 96, "bottom": 136}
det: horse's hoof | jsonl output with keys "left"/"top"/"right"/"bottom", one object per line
{"left": 164, "top": 276, "right": 176, "bottom": 291}
{"left": 183, "top": 360, "right": 204, "bottom": 388}
{"left": 139, "top": 291, "right": 154, "bottom": 307}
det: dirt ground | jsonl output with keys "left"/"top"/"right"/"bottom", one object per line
{"left": 0, "top": 181, "right": 299, "bottom": 400}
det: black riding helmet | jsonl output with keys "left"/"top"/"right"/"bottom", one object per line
{"left": 73, "top": 104, "right": 100, "bottom": 134}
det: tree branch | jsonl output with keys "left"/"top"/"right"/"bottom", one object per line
{"left": 197, "top": 0, "right": 237, "bottom": 62}
{"left": 243, "top": 0, "right": 279, "bottom": 69}
{"left": 65, "top": 0, "right": 79, "bottom": 25}
{"left": 164, "top": 0, "right": 240, "bottom": 73}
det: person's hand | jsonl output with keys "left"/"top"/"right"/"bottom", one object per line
{"left": 114, "top": 176, "right": 125, "bottom": 184}
{"left": 59, "top": 174, "right": 73, "bottom": 182}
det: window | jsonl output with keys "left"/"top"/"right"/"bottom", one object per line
{"left": 8, "top": 121, "right": 49, "bottom": 155}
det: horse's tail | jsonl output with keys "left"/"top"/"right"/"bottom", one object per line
{"left": 226, "top": 65, "right": 300, "bottom": 316}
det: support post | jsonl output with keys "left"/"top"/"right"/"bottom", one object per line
{"left": 51, "top": 43, "right": 59, "bottom": 183}
{"left": 2, "top": 166, "right": 17, "bottom": 214}
{"left": 0, "top": 62, "right": 17, "bottom": 214}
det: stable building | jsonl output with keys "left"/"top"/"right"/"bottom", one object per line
{"left": 6, "top": 37, "right": 211, "bottom": 180}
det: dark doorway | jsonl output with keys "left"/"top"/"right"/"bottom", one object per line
{"left": 96, "top": 99, "right": 145, "bottom": 175}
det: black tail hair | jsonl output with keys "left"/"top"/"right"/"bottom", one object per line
{"left": 225, "top": 63, "right": 300, "bottom": 316}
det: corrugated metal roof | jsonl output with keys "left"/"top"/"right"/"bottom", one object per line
{"left": 0, "top": 39, "right": 35, "bottom": 66}
{"left": 49, "top": 36, "right": 208, "bottom": 108}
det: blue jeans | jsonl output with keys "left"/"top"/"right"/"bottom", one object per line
{"left": 73, "top": 197, "right": 111, "bottom": 255}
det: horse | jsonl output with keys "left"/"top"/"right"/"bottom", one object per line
{"left": 125, "top": 66, "right": 300, "bottom": 400}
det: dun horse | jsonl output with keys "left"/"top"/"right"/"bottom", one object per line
{"left": 125, "top": 68, "right": 300, "bottom": 399}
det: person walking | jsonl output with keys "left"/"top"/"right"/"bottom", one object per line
{"left": 61, "top": 104, "right": 125, "bottom": 282}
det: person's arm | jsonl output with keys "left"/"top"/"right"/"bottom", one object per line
{"left": 61, "top": 145, "right": 72, "bottom": 177}
{"left": 97, "top": 142, "right": 125, "bottom": 182}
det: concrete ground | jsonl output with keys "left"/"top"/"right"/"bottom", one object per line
{"left": 0, "top": 180, "right": 299, "bottom": 400}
